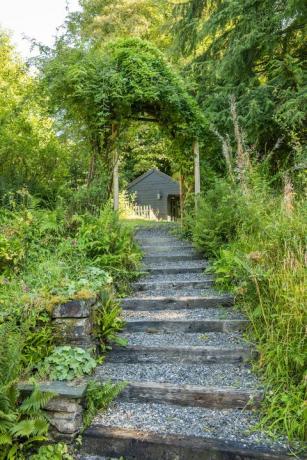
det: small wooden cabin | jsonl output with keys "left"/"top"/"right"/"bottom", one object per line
{"left": 127, "top": 168, "right": 180, "bottom": 220}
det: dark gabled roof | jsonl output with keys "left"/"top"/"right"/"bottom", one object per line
{"left": 127, "top": 168, "right": 178, "bottom": 190}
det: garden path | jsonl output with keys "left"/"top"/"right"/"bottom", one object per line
{"left": 81, "top": 225, "right": 293, "bottom": 460}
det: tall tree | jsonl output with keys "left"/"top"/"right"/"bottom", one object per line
{"left": 0, "top": 33, "right": 72, "bottom": 201}
{"left": 68, "top": 0, "right": 172, "bottom": 49}
{"left": 172, "top": 0, "right": 307, "bottom": 170}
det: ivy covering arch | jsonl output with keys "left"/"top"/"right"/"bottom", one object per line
{"left": 42, "top": 38, "right": 206, "bottom": 208}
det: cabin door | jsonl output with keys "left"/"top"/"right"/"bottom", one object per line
{"left": 167, "top": 195, "right": 180, "bottom": 220}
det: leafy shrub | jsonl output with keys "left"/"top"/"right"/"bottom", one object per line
{"left": 30, "top": 442, "right": 73, "bottom": 460}
{"left": 185, "top": 172, "right": 306, "bottom": 440}
{"left": 77, "top": 203, "right": 141, "bottom": 287}
{"left": 0, "top": 210, "right": 31, "bottom": 274}
{"left": 40, "top": 346, "right": 96, "bottom": 381}
{"left": 50, "top": 266, "right": 112, "bottom": 300}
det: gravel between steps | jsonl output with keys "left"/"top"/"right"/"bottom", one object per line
{"left": 143, "top": 260, "right": 209, "bottom": 269}
{"left": 95, "top": 362, "right": 259, "bottom": 389}
{"left": 92, "top": 401, "right": 289, "bottom": 451}
{"left": 142, "top": 272, "right": 214, "bottom": 282}
{"left": 123, "top": 307, "right": 246, "bottom": 321}
{"left": 132, "top": 288, "right": 226, "bottom": 298}
{"left": 119, "top": 332, "right": 249, "bottom": 348}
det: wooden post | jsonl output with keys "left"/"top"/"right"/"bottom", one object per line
{"left": 179, "top": 173, "right": 184, "bottom": 228}
{"left": 113, "top": 151, "right": 119, "bottom": 211}
{"left": 193, "top": 139, "right": 200, "bottom": 210}
{"left": 112, "top": 123, "right": 119, "bottom": 212}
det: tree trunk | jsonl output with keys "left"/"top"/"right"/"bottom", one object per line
{"left": 193, "top": 139, "right": 200, "bottom": 210}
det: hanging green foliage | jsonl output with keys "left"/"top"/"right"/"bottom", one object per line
{"left": 40, "top": 37, "right": 206, "bottom": 171}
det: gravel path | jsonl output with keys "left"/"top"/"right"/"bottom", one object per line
{"left": 123, "top": 307, "right": 245, "bottom": 321}
{"left": 95, "top": 362, "right": 259, "bottom": 389}
{"left": 92, "top": 401, "right": 288, "bottom": 451}
{"left": 119, "top": 332, "right": 249, "bottom": 348}
{"left": 84, "top": 225, "right": 293, "bottom": 459}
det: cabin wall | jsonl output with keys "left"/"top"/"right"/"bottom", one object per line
{"left": 128, "top": 172, "right": 179, "bottom": 219}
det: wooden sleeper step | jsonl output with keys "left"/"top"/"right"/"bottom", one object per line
{"left": 143, "top": 254, "right": 202, "bottom": 263}
{"left": 124, "top": 318, "right": 249, "bottom": 333}
{"left": 133, "top": 279, "right": 214, "bottom": 291}
{"left": 82, "top": 425, "right": 294, "bottom": 460}
{"left": 106, "top": 345, "right": 255, "bottom": 364}
{"left": 118, "top": 381, "right": 263, "bottom": 409}
{"left": 119, "top": 294, "right": 233, "bottom": 310}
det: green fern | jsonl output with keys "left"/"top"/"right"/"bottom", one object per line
{"left": 19, "top": 387, "right": 54, "bottom": 414}
{"left": 83, "top": 380, "right": 126, "bottom": 430}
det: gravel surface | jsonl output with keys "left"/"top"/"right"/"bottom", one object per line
{"left": 93, "top": 401, "right": 288, "bottom": 451}
{"left": 95, "top": 362, "right": 259, "bottom": 389}
{"left": 141, "top": 241, "right": 194, "bottom": 249}
{"left": 142, "top": 272, "right": 214, "bottom": 282}
{"left": 119, "top": 332, "right": 249, "bottom": 348}
{"left": 143, "top": 249, "right": 198, "bottom": 257}
{"left": 132, "top": 288, "right": 227, "bottom": 298}
{"left": 143, "top": 260, "right": 209, "bottom": 269}
{"left": 85, "top": 226, "right": 288, "bottom": 456}
{"left": 123, "top": 307, "right": 246, "bottom": 321}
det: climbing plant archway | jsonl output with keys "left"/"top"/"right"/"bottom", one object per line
{"left": 42, "top": 37, "right": 206, "bottom": 209}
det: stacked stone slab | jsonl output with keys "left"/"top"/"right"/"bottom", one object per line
{"left": 19, "top": 381, "right": 87, "bottom": 441}
{"left": 52, "top": 298, "right": 97, "bottom": 349}
{"left": 81, "top": 226, "right": 296, "bottom": 460}
{"left": 18, "top": 299, "right": 99, "bottom": 441}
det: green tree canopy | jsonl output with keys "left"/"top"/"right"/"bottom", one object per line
{"left": 41, "top": 37, "right": 206, "bottom": 180}
{"left": 0, "top": 32, "right": 72, "bottom": 201}
{"left": 172, "top": 0, "right": 306, "bottom": 170}
{"left": 71, "top": 0, "right": 171, "bottom": 49}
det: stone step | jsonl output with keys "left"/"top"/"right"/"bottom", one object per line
{"left": 119, "top": 294, "right": 233, "bottom": 310}
{"left": 133, "top": 279, "right": 214, "bottom": 291}
{"left": 95, "top": 361, "right": 258, "bottom": 388}
{"left": 82, "top": 402, "right": 293, "bottom": 460}
{"left": 143, "top": 254, "right": 202, "bottom": 263}
{"left": 106, "top": 344, "right": 254, "bottom": 364}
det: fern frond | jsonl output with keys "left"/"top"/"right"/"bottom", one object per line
{"left": 0, "top": 410, "right": 17, "bottom": 423}
{"left": 10, "top": 419, "right": 36, "bottom": 437}
{"left": 0, "top": 433, "right": 12, "bottom": 445}
{"left": 32, "top": 417, "right": 49, "bottom": 435}
{"left": 19, "top": 388, "right": 54, "bottom": 414}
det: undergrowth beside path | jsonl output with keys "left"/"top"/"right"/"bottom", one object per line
{"left": 183, "top": 170, "right": 306, "bottom": 442}
{"left": 0, "top": 197, "right": 141, "bottom": 458}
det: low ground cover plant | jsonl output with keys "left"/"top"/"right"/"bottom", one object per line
{"left": 40, "top": 346, "right": 97, "bottom": 381}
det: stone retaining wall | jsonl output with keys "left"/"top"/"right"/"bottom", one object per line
{"left": 19, "top": 298, "right": 100, "bottom": 441}
{"left": 51, "top": 298, "right": 97, "bottom": 349}
{"left": 19, "top": 381, "right": 87, "bottom": 441}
